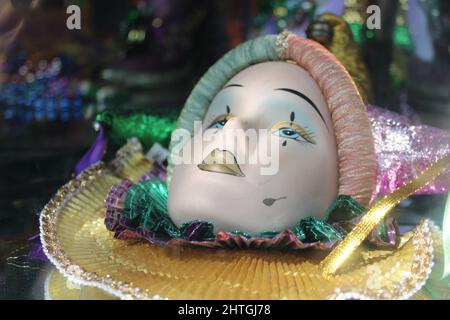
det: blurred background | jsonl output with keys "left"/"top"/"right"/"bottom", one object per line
{"left": 0, "top": 0, "right": 449, "bottom": 299}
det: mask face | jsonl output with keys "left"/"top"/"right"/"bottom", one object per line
{"left": 168, "top": 61, "right": 339, "bottom": 235}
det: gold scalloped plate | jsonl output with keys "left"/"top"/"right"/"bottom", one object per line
{"left": 39, "top": 143, "right": 447, "bottom": 300}
{"left": 45, "top": 269, "right": 117, "bottom": 300}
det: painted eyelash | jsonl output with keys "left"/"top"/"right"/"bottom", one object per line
{"left": 206, "top": 106, "right": 231, "bottom": 128}
{"left": 206, "top": 113, "right": 224, "bottom": 128}
{"left": 301, "top": 125, "right": 316, "bottom": 142}
{"left": 207, "top": 113, "right": 233, "bottom": 128}
{"left": 295, "top": 126, "right": 316, "bottom": 144}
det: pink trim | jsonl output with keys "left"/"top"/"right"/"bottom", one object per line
{"left": 287, "top": 35, "right": 376, "bottom": 206}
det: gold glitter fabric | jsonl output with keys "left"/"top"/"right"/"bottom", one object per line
{"left": 40, "top": 143, "right": 449, "bottom": 300}
{"left": 321, "top": 154, "right": 450, "bottom": 277}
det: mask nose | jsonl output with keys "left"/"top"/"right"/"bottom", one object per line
{"left": 215, "top": 117, "right": 257, "bottom": 159}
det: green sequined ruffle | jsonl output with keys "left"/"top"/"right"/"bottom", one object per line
{"left": 111, "top": 178, "right": 393, "bottom": 245}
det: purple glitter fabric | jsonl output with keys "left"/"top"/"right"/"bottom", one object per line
{"left": 27, "top": 234, "right": 48, "bottom": 261}
{"left": 368, "top": 105, "right": 450, "bottom": 198}
{"left": 139, "top": 161, "right": 167, "bottom": 182}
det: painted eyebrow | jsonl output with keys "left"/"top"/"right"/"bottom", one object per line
{"left": 223, "top": 83, "right": 243, "bottom": 88}
{"left": 275, "top": 88, "right": 328, "bottom": 129}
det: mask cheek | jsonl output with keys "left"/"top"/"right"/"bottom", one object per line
{"left": 277, "top": 139, "right": 310, "bottom": 170}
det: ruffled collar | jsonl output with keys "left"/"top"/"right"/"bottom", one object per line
{"left": 104, "top": 164, "right": 399, "bottom": 250}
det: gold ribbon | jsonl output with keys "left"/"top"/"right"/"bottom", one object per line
{"left": 320, "top": 154, "right": 450, "bottom": 278}
{"left": 443, "top": 192, "right": 450, "bottom": 279}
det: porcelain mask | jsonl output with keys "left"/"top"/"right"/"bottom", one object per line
{"left": 168, "top": 61, "right": 339, "bottom": 235}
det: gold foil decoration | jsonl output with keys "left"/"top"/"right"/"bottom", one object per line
{"left": 442, "top": 192, "right": 450, "bottom": 279}
{"left": 306, "top": 13, "right": 374, "bottom": 103}
{"left": 39, "top": 141, "right": 449, "bottom": 299}
{"left": 46, "top": 270, "right": 117, "bottom": 300}
{"left": 320, "top": 154, "right": 450, "bottom": 278}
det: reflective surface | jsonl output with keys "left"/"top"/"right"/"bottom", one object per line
{"left": 0, "top": 119, "right": 94, "bottom": 299}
